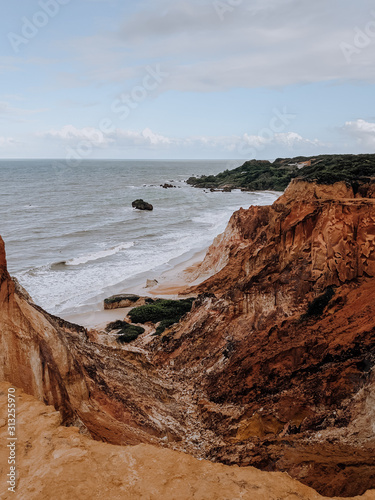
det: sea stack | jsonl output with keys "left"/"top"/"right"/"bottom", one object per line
{"left": 132, "top": 199, "right": 153, "bottom": 211}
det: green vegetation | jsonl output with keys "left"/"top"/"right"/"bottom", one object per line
{"left": 187, "top": 159, "right": 296, "bottom": 191}
{"left": 105, "top": 320, "right": 145, "bottom": 344}
{"left": 128, "top": 298, "right": 195, "bottom": 335}
{"left": 186, "top": 154, "right": 375, "bottom": 191}
{"left": 154, "top": 318, "right": 179, "bottom": 336}
{"left": 296, "top": 154, "right": 375, "bottom": 185}
{"left": 105, "top": 320, "right": 130, "bottom": 332}
{"left": 116, "top": 324, "right": 145, "bottom": 344}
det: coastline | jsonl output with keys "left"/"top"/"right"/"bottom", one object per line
{"left": 64, "top": 245, "right": 209, "bottom": 329}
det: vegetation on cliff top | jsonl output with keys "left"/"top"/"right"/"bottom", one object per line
{"left": 186, "top": 154, "right": 375, "bottom": 191}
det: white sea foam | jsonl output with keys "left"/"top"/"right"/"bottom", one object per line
{"left": 65, "top": 242, "right": 135, "bottom": 266}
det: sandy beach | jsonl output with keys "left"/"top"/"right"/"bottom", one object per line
{"left": 64, "top": 246, "right": 210, "bottom": 330}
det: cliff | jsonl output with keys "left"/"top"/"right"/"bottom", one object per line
{"left": 2, "top": 382, "right": 358, "bottom": 500}
{"left": 1, "top": 178, "right": 375, "bottom": 497}
{"left": 0, "top": 235, "right": 190, "bottom": 445}
{"left": 151, "top": 180, "right": 375, "bottom": 496}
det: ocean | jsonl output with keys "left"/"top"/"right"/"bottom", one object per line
{"left": 0, "top": 159, "right": 280, "bottom": 317}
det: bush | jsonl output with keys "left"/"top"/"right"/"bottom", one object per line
{"left": 117, "top": 331, "right": 141, "bottom": 344}
{"left": 154, "top": 318, "right": 180, "bottom": 336}
{"left": 120, "top": 324, "right": 145, "bottom": 335}
{"left": 105, "top": 320, "right": 129, "bottom": 332}
{"left": 128, "top": 298, "right": 194, "bottom": 324}
{"left": 112, "top": 323, "right": 145, "bottom": 344}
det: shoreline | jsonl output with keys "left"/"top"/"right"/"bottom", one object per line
{"left": 64, "top": 246, "right": 209, "bottom": 330}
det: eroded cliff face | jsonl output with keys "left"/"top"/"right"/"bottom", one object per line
{"left": 3, "top": 382, "right": 366, "bottom": 500}
{"left": 0, "top": 236, "right": 191, "bottom": 446}
{"left": 151, "top": 180, "right": 375, "bottom": 497}
{"left": 1, "top": 180, "right": 375, "bottom": 498}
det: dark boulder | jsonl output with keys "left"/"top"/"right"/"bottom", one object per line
{"left": 132, "top": 199, "right": 153, "bottom": 211}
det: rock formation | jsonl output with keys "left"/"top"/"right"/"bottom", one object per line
{"left": 2, "top": 178, "right": 375, "bottom": 497}
{"left": 3, "top": 382, "right": 367, "bottom": 500}
{"left": 151, "top": 180, "right": 375, "bottom": 497}
{"left": 132, "top": 199, "right": 154, "bottom": 210}
{"left": 104, "top": 294, "right": 154, "bottom": 309}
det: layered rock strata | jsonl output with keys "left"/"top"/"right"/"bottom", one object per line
{"left": 3, "top": 382, "right": 367, "bottom": 500}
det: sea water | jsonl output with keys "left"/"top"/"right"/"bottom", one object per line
{"left": 0, "top": 159, "right": 280, "bottom": 316}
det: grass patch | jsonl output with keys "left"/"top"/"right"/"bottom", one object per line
{"left": 128, "top": 298, "right": 195, "bottom": 334}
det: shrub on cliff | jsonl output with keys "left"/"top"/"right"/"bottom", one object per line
{"left": 128, "top": 298, "right": 194, "bottom": 330}
{"left": 117, "top": 330, "right": 141, "bottom": 343}
{"left": 187, "top": 154, "right": 375, "bottom": 191}
{"left": 187, "top": 160, "right": 298, "bottom": 191}
{"left": 299, "top": 154, "right": 375, "bottom": 185}
{"left": 107, "top": 323, "right": 145, "bottom": 344}
{"left": 154, "top": 318, "right": 179, "bottom": 336}
{"left": 106, "top": 320, "right": 129, "bottom": 332}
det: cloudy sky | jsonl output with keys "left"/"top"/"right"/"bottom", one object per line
{"left": 1, "top": 0, "right": 375, "bottom": 159}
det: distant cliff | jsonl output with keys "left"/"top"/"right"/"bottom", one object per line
{"left": 187, "top": 153, "right": 375, "bottom": 191}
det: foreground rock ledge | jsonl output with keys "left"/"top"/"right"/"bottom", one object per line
{"left": 1, "top": 383, "right": 373, "bottom": 500}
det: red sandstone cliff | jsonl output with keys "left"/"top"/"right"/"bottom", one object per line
{"left": 1, "top": 180, "right": 375, "bottom": 497}
{"left": 150, "top": 180, "right": 375, "bottom": 497}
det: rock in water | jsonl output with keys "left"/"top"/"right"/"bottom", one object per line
{"left": 132, "top": 199, "right": 153, "bottom": 211}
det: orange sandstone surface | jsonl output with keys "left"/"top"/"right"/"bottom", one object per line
{"left": 1, "top": 381, "right": 360, "bottom": 500}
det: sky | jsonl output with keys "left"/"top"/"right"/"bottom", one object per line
{"left": 1, "top": 0, "right": 375, "bottom": 160}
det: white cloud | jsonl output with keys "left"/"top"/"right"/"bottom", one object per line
{"left": 274, "top": 132, "right": 323, "bottom": 149}
{"left": 343, "top": 119, "right": 375, "bottom": 148}
{"left": 37, "top": 124, "right": 324, "bottom": 157}
{"left": 0, "top": 136, "right": 16, "bottom": 147}
{"left": 124, "top": 127, "right": 171, "bottom": 145}
{"left": 39, "top": 125, "right": 114, "bottom": 147}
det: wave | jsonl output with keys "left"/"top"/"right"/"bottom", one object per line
{"left": 54, "top": 242, "right": 135, "bottom": 267}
